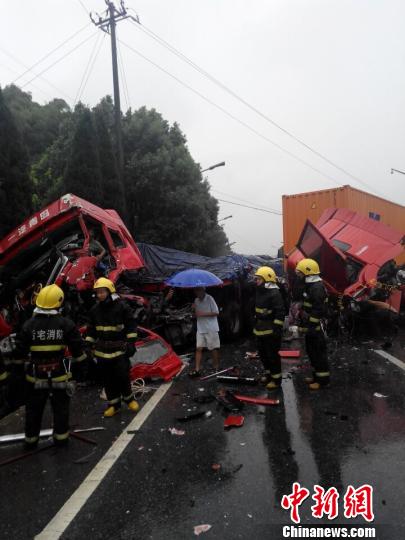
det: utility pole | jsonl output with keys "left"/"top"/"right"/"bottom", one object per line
{"left": 90, "top": 1, "right": 138, "bottom": 177}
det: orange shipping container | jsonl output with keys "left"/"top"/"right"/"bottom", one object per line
{"left": 282, "top": 185, "right": 405, "bottom": 262}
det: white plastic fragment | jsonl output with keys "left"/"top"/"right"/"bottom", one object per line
{"left": 168, "top": 427, "right": 185, "bottom": 436}
{"left": 194, "top": 524, "right": 212, "bottom": 536}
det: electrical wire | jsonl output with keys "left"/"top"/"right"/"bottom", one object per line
{"left": 75, "top": 32, "right": 105, "bottom": 105}
{"left": 117, "top": 39, "right": 131, "bottom": 110}
{"left": 76, "top": 0, "right": 89, "bottom": 16}
{"left": 129, "top": 18, "right": 382, "bottom": 197}
{"left": 211, "top": 188, "right": 281, "bottom": 214}
{"left": 12, "top": 23, "right": 91, "bottom": 84}
{"left": 118, "top": 37, "right": 345, "bottom": 189}
{"left": 216, "top": 198, "right": 282, "bottom": 215}
{"left": 0, "top": 45, "right": 73, "bottom": 102}
{"left": 0, "top": 58, "right": 56, "bottom": 101}
{"left": 20, "top": 31, "right": 99, "bottom": 91}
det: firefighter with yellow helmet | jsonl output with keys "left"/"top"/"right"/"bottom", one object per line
{"left": 13, "top": 284, "right": 87, "bottom": 448}
{"left": 253, "top": 266, "right": 286, "bottom": 390}
{"left": 294, "top": 258, "right": 330, "bottom": 390}
{"left": 86, "top": 278, "right": 139, "bottom": 417}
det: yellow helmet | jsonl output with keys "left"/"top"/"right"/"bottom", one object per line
{"left": 296, "top": 258, "right": 320, "bottom": 276}
{"left": 254, "top": 266, "right": 277, "bottom": 283}
{"left": 35, "top": 284, "right": 64, "bottom": 309}
{"left": 93, "top": 277, "right": 116, "bottom": 294}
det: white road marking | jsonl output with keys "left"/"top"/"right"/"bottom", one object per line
{"left": 374, "top": 349, "right": 405, "bottom": 372}
{"left": 35, "top": 381, "right": 173, "bottom": 540}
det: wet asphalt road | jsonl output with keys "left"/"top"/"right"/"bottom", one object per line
{"left": 1, "top": 333, "right": 405, "bottom": 540}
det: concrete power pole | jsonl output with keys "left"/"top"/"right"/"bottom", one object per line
{"left": 90, "top": 1, "right": 137, "bottom": 177}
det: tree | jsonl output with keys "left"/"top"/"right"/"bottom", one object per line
{"left": 0, "top": 87, "right": 33, "bottom": 236}
{"left": 122, "top": 108, "right": 228, "bottom": 256}
{"left": 3, "top": 85, "right": 69, "bottom": 161}
{"left": 63, "top": 104, "right": 103, "bottom": 205}
{"left": 93, "top": 103, "right": 126, "bottom": 217}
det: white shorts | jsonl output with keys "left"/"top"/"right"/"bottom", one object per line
{"left": 196, "top": 331, "right": 220, "bottom": 351}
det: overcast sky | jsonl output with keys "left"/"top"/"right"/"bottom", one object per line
{"left": 1, "top": 0, "right": 404, "bottom": 254}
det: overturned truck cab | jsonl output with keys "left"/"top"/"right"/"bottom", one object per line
{"left": 287, "top": 208, "right": 405, "bottom": 336}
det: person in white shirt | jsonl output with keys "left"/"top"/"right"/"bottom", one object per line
{"left": 189, "top": 287, "right": 220, "bottom": 377}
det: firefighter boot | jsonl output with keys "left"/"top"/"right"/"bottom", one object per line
{"left": 104, "top": 405, "right": 120, "bottom": 417}
{"left": 127, "top": 400, "right": 140, "bottom": 413}
{"left": 266, "top": 380, "right": 281, "bottom": 391}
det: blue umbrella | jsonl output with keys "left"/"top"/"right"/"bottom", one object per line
{"left": 165, "top": 268, "right": 223, "bottom": 288}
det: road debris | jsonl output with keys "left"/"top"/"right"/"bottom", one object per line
{"left": 194, "top": 524, "right": 212, "bottom": 536}
{"left": 200, "top": 366, "right": 236, "bottom": 381}
{"left": 176, "top": 411, "right": 206, "bottom": 422}
{"left": 168, "top": 427, "right": 185, "bottom": 436}
{"left": 216, "top": 375, "right": 257, "bottom": 385}
{"left": 234, "top": 394, "right": 280, "bottom": 406}
{"left": 224, "top": 415, "right": 245, "bottom": 429}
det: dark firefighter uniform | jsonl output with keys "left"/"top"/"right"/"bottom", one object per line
{"left": 14, "top": 284, "right": 86, "bottom": 447}
{"left": 295, "top": 258, "right": 330, "bottom": 389}
{"left": 86, "top": 278, "right": 139, "bottom": 417}
{"left": 253, "top": 266, "right": 286, "bottom": 390}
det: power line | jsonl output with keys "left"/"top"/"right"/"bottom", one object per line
{"left": 118, "top": 37, "right": 345, "bottom": 188}
{"left": 74, "top": 32, "right": 105, "bottom": 105}
{"left": 117, "top": 39, "right": 131, "bottom": 110}
{"left": 216, "top": 198, "right": 282, "bottom": 215}
{"left": 211, "top": 188, "right": 281, "bottom": 214}
{"left": 20, "top": 31, "right": 98, "bottom": 91}
{"left": 129, "top": 18, "right": 382, "bottom": 197}
{"left": 0, "top": 45, "right": 73, "bottom": 102}
{"left": 76, "top": 0, "right": 89, "bottom": 16}
{"left": 0, "top": 57, "right": 56, "bottom": 101}
{"left": 12, "top": 23, "right": 91, "bottom": 85}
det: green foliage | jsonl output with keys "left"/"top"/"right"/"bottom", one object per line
{"left": 123, "top": 109, "right": 228, "bottom": 255}
{"left": 0, "top": 86, "right": 228, "bottom": 256}
{"left": 63, "top": 104, "right": 103, "bottom": 205}
{"left": 0, "top": 87, "right": 33, "bottom": 236}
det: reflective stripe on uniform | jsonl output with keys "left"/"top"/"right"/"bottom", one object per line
{"left": 309, "top": 316, "right": 320, "bottom": 323}
{"left": 53, "top": 431, "right": 69, "bottom": 441}
{"left": 26, "top": 372, "right": 72, "bottom": 383}
{"left": 73, "top": 353, "right": 87, "bottom": 362}
{"left": 255, "top": 307, "right": 272, "bottom": 314}
{"left": 30, "top": 344, "right": 65, "bottom": 352}
{"left": 108, "top": 397, "right": 121, "bottom": 405}
{"left": 85, "top": 336, "right": 96, "bottom": 343}
{"left": 0, "top": 371, "right": 9, "bottom": 381}
{"left": 126, "top": 333, "right": 138, "bottom": 339}
{"left": 94, "top": 350, "right": 125, "bottom": 359}
{"left": 315, "top": 371, "right": 330, "bottom": 378}
{"left": 25, "top": 435, "right": 39, "bottom": 443}
{"left": 303, "top": 301, "right": 312, "bottom": 307}
{"left": 273, "top": 319, "right": 284, "bottom": 326}
{"left": 95, "top": 325, "right": 124, "bottom": 332}
{"left": 253, "top": 328, "right": 274, "bottom": 336}
{"left": 272, "top": 373, "right": 282, "bottom": 379}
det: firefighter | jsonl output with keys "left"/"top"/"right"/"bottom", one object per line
{"left": 254, "top": 266, "right": 286, "bottom": 391}
{"left": 294, "top": 258, "right": 330, "bottom": 390}
{"left": 13, "top": 284, "right": 87, "bottom": 449}
{"left": 86, "top": 278, "right": 139, "bottom": 417}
